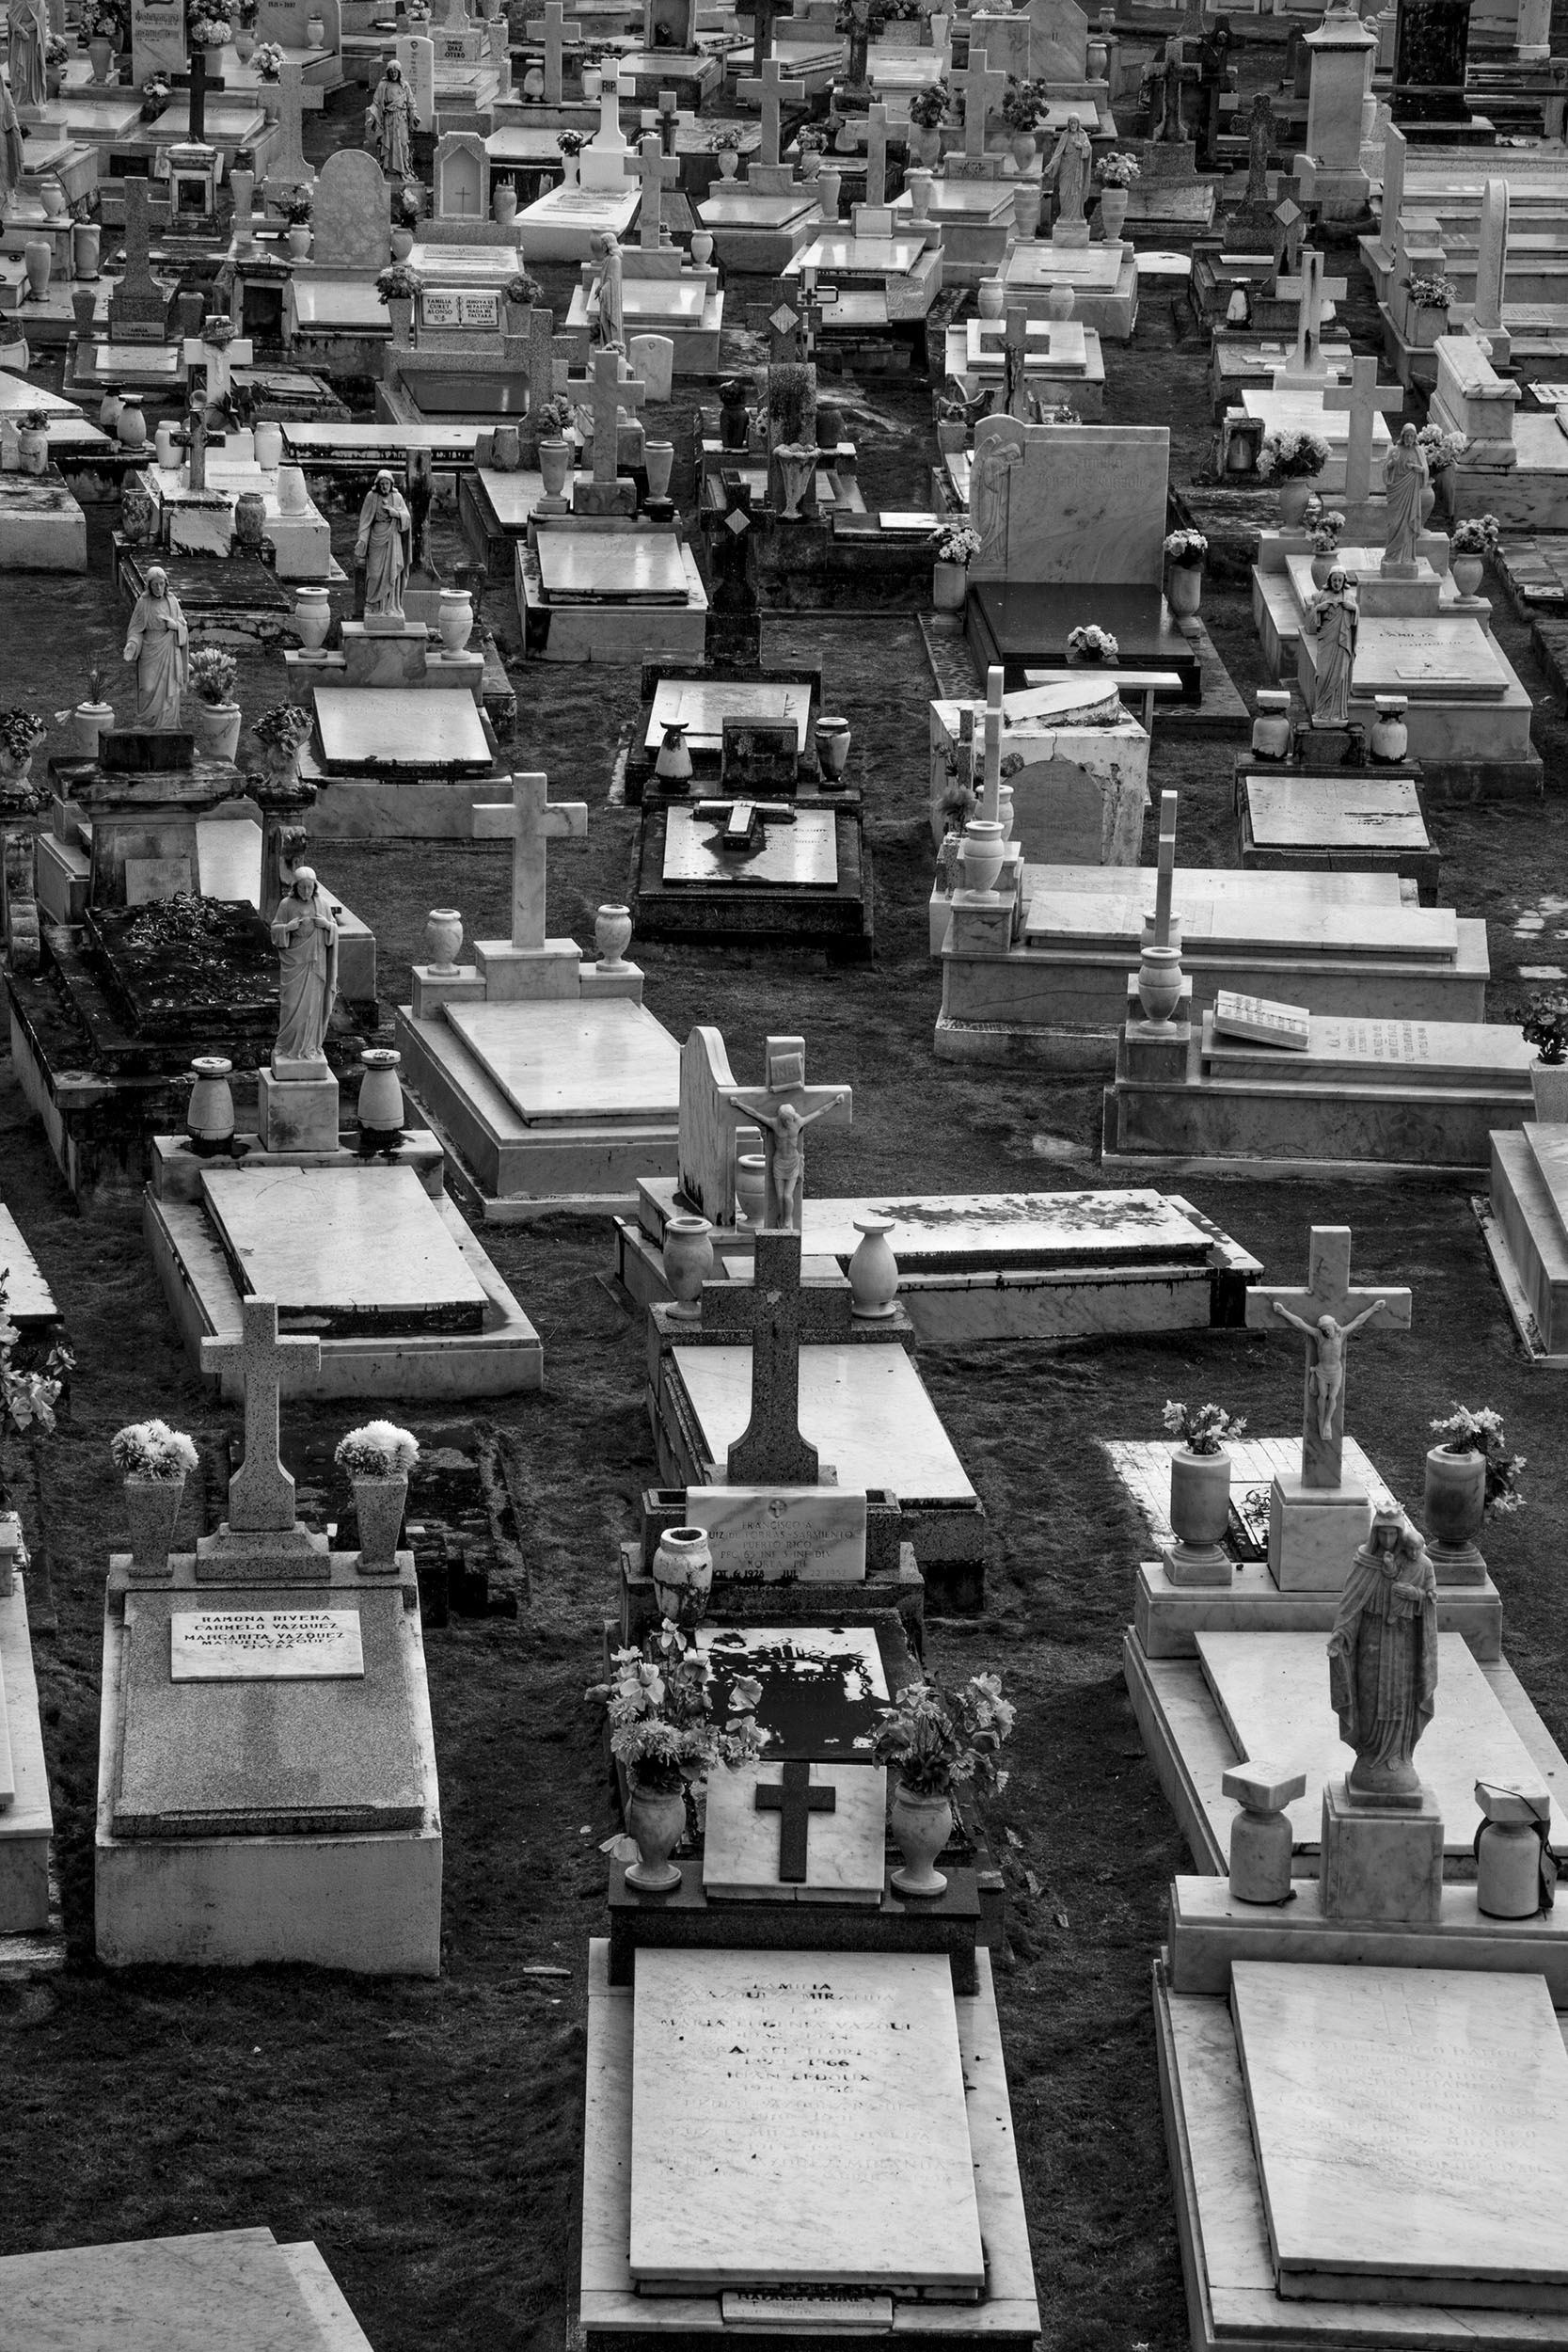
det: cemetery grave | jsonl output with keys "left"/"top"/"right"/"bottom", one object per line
{"left": 8, "top": 5, "right": 1568, "bottom": 2349}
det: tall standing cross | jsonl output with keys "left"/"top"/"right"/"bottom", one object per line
{"left": 957, "top": 43, "right": 1006, "bottom": 159}
{"left": 707, "top": 1228, "right": 820, "bottom": 1484}
{"left": 755, "top": 1759, "right": 837, "bottom": 1881}
{"left": 471, "top": 771, "right": 588, "bottom": 951}
{"left": 1244, "top": 1227, "right": 1412, "bottom": 1489}
{"left": 635, "top": 129, "right": 679, "bottom": 248}
{"left": 1271, "top": 194, "right": 1303, "bottom": 276}
{"left": 586, "top": 343, "right": 646, "bottom": 485}
{"left": 1322, "top": 355, "right": 1403, "bottom": 507}
{"left": 198, "top": 1296, "right": 322, "bottom": 1534}
{"left": 976, "top": 662, "right": 1005, "bottom": 821}
{"left": 865, "top": 99, "right": 889, "bottom": 205}
{"left": 719, "top": 1033, "right": 852, "bottom": 1232}
{"left": 1002, "top": 305, "right": 1031, "bottom": 421}
{"left": 179, "top": 46, "right": 223, "bottom": 143}
{"left": 1275, "top": 246, "right": 1347, "bottom": 375}
{"left": 657, "top": 87, "right": 681, "bottom": 153}
{"left": 541, "top": 0, "right": 564, "bottom": 103}
{"left": 1149, "top": 788, "right": 1178, "bottom": 950}
{"left": 737, "top": 54, "right": 805, "bottom": 168}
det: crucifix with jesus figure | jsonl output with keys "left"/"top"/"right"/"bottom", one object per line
{"left": 720, "top": 1035, "right": 851, "bottom": 1233}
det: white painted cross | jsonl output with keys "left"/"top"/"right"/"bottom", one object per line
{"left": 1276, "top": 246, "right": 1347, "bottom": 375}
{"left": 182, "top": 329, "right": 255, "bottom": 412}
{"left": 737, "top": 54, "right": 805, "bottom": 168}
{"left": 541, "top": 0, "right": 565, "bottom": 102}
{"left": 585, "top": 343, "right": 646, "bottom": 483}
{"left": 1244, "top": 1226, "right": 1412, "bottom": 1489}
{"left": 635, "top": 128, "right": 679, "bottom": 249}
{"left": 471, "top": 771, "right": 589, "bottom": 953}
{"left": 957, "top": 43, "right": 1006, "bottom": 159}
{"left": 865, "top": 99, "right": 888, "bottom": 206}
{"left": 199, "top": 1295, "right": 322, "bottom": 1534}
{"left": 1151, "top": 788, "right": 1178, "bottom": 950}
{"left": 977, "top": 662, "right": 1004, "bottom": 821}
{"left": 1322, "top": 355, "right": 1402, "bottom": 505}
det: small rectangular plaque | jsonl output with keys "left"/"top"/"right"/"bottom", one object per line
{"left": 721, "top": 2293, "right": 895, "bottom": 2326}
{"left": 1212, "top": 989, "right": 1311, "bottom": 1050}
{"left": 683, "top": 1486, "right": 867, "bottom": 1583}
{"left": 420, "top": 287, "right": 499, "bottom": 329}
{"left": 721, "top": 717, "right": 798, "bottom": 790}
{"left": 170, "top": 1608, "right": 366, "bottom": 1681}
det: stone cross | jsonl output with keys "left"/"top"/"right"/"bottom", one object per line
{"left": 636, "top": 129, "right": 679, "bottom": 249}
{"left": 541, "top": 0, "right": 564, "bottom": 102}
{"left": 1271, "top": 194, "right": 1304, "bottom": 275}
{"left": 266, "top": 60, "right": 315, "bottom": 193}
{"left": 1002, "top": 305, "right": 1030, "bottom": 421}
{"left": 1474, "top": 176, "right": 1508, "bottom": 334}
{"left": 748, "top": 0, "right": 784, "bottom": 68}
{"left": 525, "top": 303, "right": 566, "bottom": 411}
{"left": 184, "top": 327, "right": 255, "bottom": 412}
{"left": 709, "top": 1227, "right": 820, "bottom": 1484}
{"left": 977, "top": 662, "right": 1004, "bottom": 820}
{"left": 737, "top": 54, "right": 805, "bottom": 168}
{"left": 198, "top": 1296, "right": 322, "bottom": 1534}
{"left": 1150, "top": 788, "right": 1178, "bottom": 949}
{"left": 1322, "top": 355, "right": 1403, "bottom": 506}
{"left": 719, "top": 1034, "right": 851, "bottom": 1232}
{"left": 657, "top": 87, "right": 680, "bottom": 153}
{"left": 471, "top": 771, "right": 588, "bottom": 951}
{"left": 586, "top": 344, "right": 646, "bottom": 483}
{"left": 1244, "top": 1227, "right": 1412, "bottom": 1489}
{"left": 865, "top": 99, "right": 888, "bottom": 206}
{"left": 1377, "top": 120, "right": 1406, "bottom": 254}
{"left": 1276, "top": 246, "right": 1347, "bottom": 374}
{"left": 756, "top": 1758, "right": 836, "bottom": 1881}
{"left": 957, "top": 43, "right": 1006, "bottom": 159}
{"left": 121, "top": 176, "right": 154, "bottom": 291}
{"left": 183, "top": 45, "right": 220, "bottom": 142}
{"left": 694, "top": 795, "right": 794, "bottom": 849}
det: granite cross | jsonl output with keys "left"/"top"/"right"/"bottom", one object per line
{"left": 748, "top": 0, "right": 784, "bottom": 69}
{"left": 1322, "top": 355, "right": 1403, "bottom": 506}
{"left": 1002, "top": 305, "right": 1030, "bottom": 421}
{"left": 1276, "top": 246, "right": 1347, "bottom": 375}
{"left": 586, "top": 343, "right": 646, "bottom": 484}
{"left": 957, "top": 43, "right": 1006, "bottom": 159}
{"left": 1150, "top": 788, "right": 1178, "bottom": 949}
{"left": 719, "top": 1034, "right": 852, "bottom": 1232}
{"left": 198, "top": 1295, "right": 322, "bottom": 1534}
{"left": 1244, "top": 1227, "right": 1412, "bottom": 1489}
{"left": 865, "top": 98, "right": 889, "bottom": 206}
{"left": 636, "top": 129, "right": 679, "bottom": 249}
{"left": 541, "top": 0, "right": 564, "bottom": 102}
{"left": 657, "top": 87, "right": 680, "bottom": 153}
{"left": 708, "top": 1227, "right": 820, "bottom": 1483}
{"left": 178, "top": 46, "right": 223, "bottom": 141}
{"left": 471, "top": 770, "right": 588, "bottom": 951}
{"left": 756, "top": 1758, "right": 836, "bottom": 1881}
{"left": 737, "top": 54, "right": 805, "bottom": 168}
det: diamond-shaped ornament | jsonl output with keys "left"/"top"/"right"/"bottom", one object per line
{"left": 724, "top": 507, "right": 750, "bottom": 536}
{"left": 769, "top": 303, "right": 800, "bottom": 337}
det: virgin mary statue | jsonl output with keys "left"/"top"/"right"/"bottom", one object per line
{"left": 271, "top": 866, "right": 340, "bottom": 1070}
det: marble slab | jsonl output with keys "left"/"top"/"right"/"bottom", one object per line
{"left": 673, "top": 1343, "right": 976, "bottom": 1505}
{"left": 170, "top": 1607, "right": 366, "bottom": 1681}
{"left": 537, "top": 531, "right": 689, "bottom": 603}
{"left": 965, "top": 314, "right": 1087, "bottom": 370}
{"left": 969, "top": 417, "right": 1168, "bottom": 587}
{"left": 628, "top": 1950, "right": 985, "bottom": 2288}
{"left": 695, "top": 1624, "right": 889, "bottom": 1758}
{"left": 314, "top": 687, "right": 492, "bottom": 771}
{"left": 1003, "top": 242, "right": 1127, "bottom": 290}
{"left": 1204, "top": 1012, "right": 1533, "bottom": 1086}
{"left": 800, "top": 1188, "right": 1213, "bottom": 1267}
{"left": 1232, "top": 1962, "right": 1568, "bottom": 2307}
{"left": 1196, "top": 1629, "right": 1552, "bottom": 1853}
{"left": 1023, "top": 882, "right": 1459, "bottom": 961}
{"left": 0, "top": 2228, "right": 361, "bottom": 2352}
{"left": 795, "top": 232, "right": 927, "bottom": 272}
{"left": 201, "top": 1165, "right": 489, "bottom": 1328}
{"left": 1245, "top": 775, "right": 1432, "bottom": 850}
{"left": 703, "top": 1758, "right": 887, "bottom": 1901}
{"left": 289, "top": 280, "right": 388, "bottom": 330}
{"left": 645, "top": 678, "right": 811, "bottom": 755}
{"left": 1243, "top": 387, "right": 1393, "bottom": 489}
{"left": 446, "top": 998, "right": 681, "bottom": 1124}
{"left": 682, "top": 1486, "right": 867, "bottom": 1583}
{"left": 1212, "top": 991, "right": 1310, "bottom": 1050}
{"left": 662, "top": 805, "right": 838, "bottom": 886}
{"left": 1352, "top": 617, "right": 1511, "bottom": 699}
{"left": 696, "top": 190, "right": 817, "bottom": 228}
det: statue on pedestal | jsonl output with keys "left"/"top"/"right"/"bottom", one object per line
{"left": 8, "top": 0, "right": 46, "bottom": 113}
{"left": 368, "top": 60, "right": 420, "bottom": 179}
{"left": 121, "top": 566, "right": 189, "bottom": 731}
{"left": 271, "top": 866, "right": 340, "bottom": 1069}
{"left": 1383, "top": 421, "right": 1429, "bottom": 571}
{"left": 591, "top": 230, "right": 625, "bottom": 349}
{"left": 354, "top": 469, "right": 411, "bottom": 616}
{"left": 1328, "top": 1509, "right": 1438, "bottom": 1804}
{"left": 1043, "top": 114, "right": 1091, "bottom": 223}
{"left": 1304, "top": 566, "right": 1359, "bottom": 727}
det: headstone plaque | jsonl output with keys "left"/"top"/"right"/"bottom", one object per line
{"left": 131, "top": 0, "right": 188, "bottom": 88}
{"left": 170, "top": 1608, "right": 366, "bottom": 1681}
{"left": 695, "top": 1623, "right": 888, "bottom": 1756}
{"left": 1212, "top": 990, "right": 1311, "bottom": 1050}
{"left": 721, "top": 717, "right": 798, "bottom": 789}
{"left": 420, "top": 287, "right": 500, "bottom": 328}
{"left": 703, "top": 1757, "right": 887, "bottom": 1901}
{"left": 681, "top": 1486, "right": 867, "bottom": 1582}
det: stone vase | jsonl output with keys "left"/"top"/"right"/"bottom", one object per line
{"left": 909, "top": 121, "right": 942, "bottom": 167}
{"left": 37, "top": 188, "right": 63, "bottom": 224}
{"left": 718, "top": 148, "right": 738, "bottom": 177}
{"left": 293, "top": 584, "right": 331, "bottom": 650}
{"left": 1411, "top": 302, "right": 1445, "bottom": 348}
{"left": 816, "top": 715, "right": 850, "bottom": 779}
{"left": 1167, "top": 1445, "right": 1232, "bottom": 1581}
{"left": 799, "top": 149, "right": 822, "bottom": 183}
{"left": 626, "top": 1778, "right": 686, "bottom": 1892}
{"left": 773, "top": 442, "right": 816, "bottom": 521}
{"left": 1165, "top": 561, "right": 1201, "bottom": 617}
{"left": 254, "top": 419, "right": 283, "bottom": 469}
{"left": 651, "top": 1526, "right": 714, "bottom": 1629}
{"left": 261, "top": 81, "right": 281, "bottom": 118}
{"left": 235, "top": 24, "right": 255, "bottom": 57}
{"left": 1100, "top": 186, "right": 1128, "bottom": 239}
{"left": 192, "top": 699, "right": 242, "bottom": 760}
{"left": 1277, "top": 478, "right": 1314, "bottom": 526}
{"left": 15, "top": 422, "right": 46, "bottom": 475}
{"left": 594, "top": 903, "right": 633, "bottom": 968}
{"left": 1532, "top": 1062, "right": 1568, "bottom": 1121}
{"left": 906, "top": 168, "right": 933, "bottom": 219}
{"left": 890, "top": 1785, "right": 951, "bottom": 1897}
{"left": 932, "top": 559, "right": 967, "bottom": 612}
{"left": 643, "top": 439, "right": 674, "bottom": 500}
{"left": 690, "top": 228, "right": 714, "bottom": 265}
{"left": 539, "top": 437, "right": 570, "bottom": 497}
{"left": 87, "top": 34, "right": 113, "bottom": 79}
{"left": 1045, "top": 282, "right": 1074, "bottom": 326}
{"left": 1011, "top": 130, "right": 1037, "bottom": 171}
{"left": 1252, "top": 695, "right": 1292, "bottom": 759}
{"left": 735, "top": 1153, "right": 768, "bottom": 1228}
{"left": 234, "top": 489, "right": 267, "bottom": 549}
{"left": 288, "top": 225, "right": 311, "bottom": 259}
{"left": 155, "top": 421, "right": 179, "bottom": 467}
{"left": 1422, "top": 1442, "right": 1487, "bottom": 1581}
{"left": 1228, "top": 1796, "right": 1292, "bottom": 1902}
{"left": 1370, "top": 700, "right": 1408, "bottom": 762}
{"left": 187, "top": 1055, "right": 235, "bottom": 1150}
{"left": 71, "top": 221, "right": 101, "bottom": 279}
{"left": 493, "top": 183, "right": 518, "bottom": 225}
{"left": 390, "top": 225, "right": 414, "bottom": 261}
{"left": 1138, "top": 935, "right": 1184, "bottom": 1023}
{"left": 437, "top": 588, "right": 474, "bottom": 651}
{"left": 816, "top": 164, "right": 841, "bottom": 219}
{"left": 662, "top": 1213, "right": 714, "bottom": 1322}
{"left": 1013, "top": 183, "right": 1041, "bottom": 238}
{"left": 357, "top": 1047, "right": 404, "bottom": 1137}
{"left": 1310, "top": 549, "right": 1337, "bottom": 588}
{"left": 71, "top": 699, "right": 115, "bottom": 757}
{"left": 24, "top": 241, "right": 50, "bottom": 300}
{"left": 1451, "top": 554, "right": 1484, "bottom": 596}
{"left": 277, "top": 464, "right": 309, "bottom": 514}
{"left": 1477, "top": 1818, "right": 1546, "bottom": 1918}
{"left": 977, "top": 276, "right": 1005, "bottom": 319}
{"left": 424, "top": 907, "right": 463, "bottom": 969}
{"left": 125, "top": 1474, "right": 183, "bottom": 1576}
{"left": 656, "top": 721, "right": 692, "bottom": 786}
{"left": 958, "top": 817, "right": 1006, "bottom": 897}
{"left": 354, "top": 1472, "right": 408, "bottom": 1568}
{"left": 119, "top": 402, "right": 148, "bottom": 448}
{"left": 848, "top": 1214, "right": 898, "bottom": 1319}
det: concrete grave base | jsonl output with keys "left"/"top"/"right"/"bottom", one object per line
{"left": 1481, "top": 1126, "right": 1568, "bottom": 1365}
{"left": 0, "top": 1572, "right": 57, "bottom": 1970}
{"left": 0, "top": 467, "right": 87, "bottom": 570}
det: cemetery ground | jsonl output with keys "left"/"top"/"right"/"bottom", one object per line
{"left": 6, "top": 236, "right": 1568, "bottom": 2352}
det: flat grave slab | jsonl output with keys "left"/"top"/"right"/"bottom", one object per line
{"left": 1196, "top": 1628, "right": 1552, "bottom": 1853}
{"left": 1023, "top": 877, "right": 1459, "bottom": 961}
{"left": 696, "top": 190, "right": 818, "bottom": 228}
{"left": 0, "top": 2229, "right": 369, "bottom": 2352}
{"left": 1003, "top": 242, "right": 1128, "bottom": 290}
{"left": 1202, "top": 1011, "right": 1533, "bottom": 1088}
{"left": 695, "top": 1623, "right": 888, "bottom": 1757}
{"left": 794, "top": 231, "right": 927, "bottom": 273}
{"left": 703, "top": 1758, "right": 887, "bottom": 1902}
{"left": 113, "top": 1581, "right": 422, "bottom": 1839}
{"left": 672, "top": 1343, "right": 976, "bottom": 1505}
{"left": 645, "top": 677, "right": 811, "bottom": 755}
{"left": 289, "top": 280, "right": 388, "bottom": 331}
{"left": 445, "top": 998, "right": 681, "bottom": 1126}
{"left": 536, "top": 531, "right": 689, "bottom": 604}
{"left": 802, "top": 1188, "right": 1216, "bottom": 1268}
{"left": 1232, "top": 1962, "right": 1568, "bottom": 2311}
{"left": 313, "top": 687, "right": 492, "bottom": 773}
{"left": 1243, "top": 774, "right": 1432, "bottom": 852}
{"left": 1351, "top": 617, "right": 1512, "bottom": 700}
{"left": 620, "top": 279, "right": 709, "bottom": 323}
{"left": 662, "top": 805, "right": 838, "bottom": 885}
{"left": 628, "top": 1949, "right": 985, "bottom": 2289}
{"left": 970, "top": 583, "right": 1199, "bottom": 691}
{"left": 201, "top": 1164, "right": 489, "bottom": 1336}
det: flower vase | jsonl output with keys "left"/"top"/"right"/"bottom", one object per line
{"left": 390, "top": 224, "right": 414, "bottom": 261}
{"left": 437, "top": 588, "right": 474, "bottom": 651}
{"left": 932, "top": 559, "right": 967, "bottom": 612}
{"left": 1370, "top": 698, "right": 1408, "bottom": 762}
{"left": 1165, "top": 562, "right": 1201, "bottom": 617}
{"left": 1310, "top": 549, "right": 1336, "bottom": 588}
{"left": 661, "top": 1214, "right": 714, "bottom": 1321}
{"left": 192, "top": 700, "right": 243, "bottom": 759}
{"left": 735, "top": 1153, "right": 768, "bottom": 1227}
{"left": 848, "top": 1215, "right": 898, "bottom": 1319}
{"left": 626, "top": 1779, "right": 686, "bottom": 1892}
{"left": 1100, "top": 186, "right": 1127, "bottom": 239}
{"left": 816, "top": 164, "right": 841, "bottom": 219}
{"left": 559, "top": 152, "right": 579, "bottom": 186}
{"left": 890, "top": 1786, "right": 951, "bottom": 1898}
{"left": 424, "top": 908, "right": 463, "bottom": 970}
{"left": 539, "top": 437, "right": 570, "bottom": 498}
{"left": 357, "top": 1048, "right": 404, "bottom": 1141}
{"left": 15, "top": 422, "right": 47, "bottom": 475}
{"left": 293, "top": 584, "right": 331, "bottom": 650}
{"left": 71, "top": 699, "right": 115, "bottom": 758}
{"left": 1418, "top": 1445, "right": 1486, "bottom": 1584}
{"left": 643, "top": 439, "right": 674, "bottom": 501}
{"left": 651, "top": 1526, "right": 714, "bottom": 1628}
{"left": 23, "top": 242, "right": 50, "bottom": 301}
{"left": 119, "top": 401, "right": 148, "bottom": 448}
{"left": 1138, "top": 927, "right": 1184, "bottom": 1022}
{"left": 125, "top": 1475, "right": 183, "bottom": 1576}
{"left": 690, "top": 228, "right": 714, "bottom": 265}
{"left": 594, "top": 903, "right": 633, "bottom": 969}
{"left": 1277, "top": 478, "right": 1314, "bottom": 526}
{"left": 718, "top": 148, "right": 738, "bottom": 177}
{"left": 655, "top": 721, "right": 692, "bottom": 787}
{"left": 288, "top": 225, "right": 311, "bottom": 259}
{"left": 1452, "top": 554, "right": 1484, "bottom": 596}
{"left": 1165, "top": 1445, "right": 1233, "bottom": 1585}
{"left": 235, "top": 24, "right": 255, "bottom": 57}
{"left": 909, "top": 121, "right": 941, "bottom": 167}
{"left": 1532, "top": 1063, "right": 1568, "bottom": 1121}
{"left": 87, "top": 35, "right": 113, "bottom": 79}
{"left": 493, "top": 182, "right": 518, "bottom": 226}
{"left": 977, "top": 276, "right": 1005, "bottom": 320}
{"left": 815, "top": 716, "right": 850, "bottom": 780}
{"left": 958, "top": 817, "right": 1006, "bottom": 897}
{"left": 354, "top": 1472, "right": 408, "bottom": 1568}
{"left": 1011, "top": 131, "right": 1037, "bottom": 171}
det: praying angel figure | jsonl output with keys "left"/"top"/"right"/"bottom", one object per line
{"left": 1271, "top": 1296, "right": 1390, "bottom": 1441}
